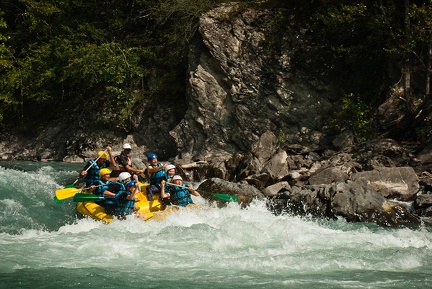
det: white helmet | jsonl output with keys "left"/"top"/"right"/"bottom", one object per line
{"left": 118, "top": 172, "right": 132, "bottom": 182}
{"left": 165, "top": 164, "right": 176, "bottom": 172}
{"left": 122, "top": 143, "right": 132, "bottom": 150}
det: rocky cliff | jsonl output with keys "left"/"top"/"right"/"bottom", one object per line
{"left": 171, "top": 3, "right": 334, "bottom": 163}
{"left": 0, "top": 3, "right": 336, "bottom": 163}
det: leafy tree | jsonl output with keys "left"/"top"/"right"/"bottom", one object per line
{"left": 0, "top": 11, "right": 16, "bottom": 126}
{"left": 0, "top": 0, "right": 226, "bottom": 132}
{"left": 1, "top": 0, "right": 432, "bottom": 141}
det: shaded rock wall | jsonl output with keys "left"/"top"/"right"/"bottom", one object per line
{"left": 170, "top": 3, "right": 334, "bottom": 163}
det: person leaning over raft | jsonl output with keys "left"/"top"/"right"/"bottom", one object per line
{"left": 111, "top": 143, "right": 145, "bottom": 177}
{"left": 95, "top": 172, "right": 139, "bottom": 219}
{"left": 81, "top": 146, "right": 117, "bottom": 187}
{"left": 160, "top": 175, "right": 200, "bottom": 207}
{"left": 114, "top": 180, "right": 140, "bottom": 220}
{"left": 146, "top": 153, "right": 167, "bottom": 200}
{"left": 90, "top": 171, "right": 130, "bottom": 204}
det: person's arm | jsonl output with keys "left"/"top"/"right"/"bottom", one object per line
{"left": 188, "top": 186, "right": 200, "bottom": 197}
{"left": 80, "top": 161, "right": 92, "bottom": 176}
{"left": 102, "top": 190, "right": 116, "bottom": 198}
{"left": 147, "top": 163, "right": 167, "bottom": 174}
{"left": 89, "top": 180, "right": 100, "bottom": 192}
{"left": 160, "top": 180, "right": 170, "bottom": 199}
{"left": 125, "top": 164, "right": 144, "bottom": 174}
{"left": 126, "top": 186, "right": 138, "bottom": 200}
{"left": 104, "top": 183, "right": 120, "bottom": 198}
{"left": 106, "top": 146, "right": 117, "bottom": 168}
{"left": 117, "top": 154, "right": 144, "bottom": 174}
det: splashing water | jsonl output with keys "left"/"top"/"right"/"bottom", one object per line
{"left": 0, "top": 161, "right": 431, "bottom": 288}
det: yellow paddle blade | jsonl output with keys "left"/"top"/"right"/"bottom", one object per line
{"left": 55, "top": 187, "right": 81, "bottom": 200}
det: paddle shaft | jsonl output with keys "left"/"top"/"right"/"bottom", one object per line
{"left": 73, "top": 193, "right": 105, "bottom": 202}
{"left": 164, "top": 182, "right": 236, "bottom": 201}
{"left": 165, "top": 182, "right": 188, "bottom": 189}
{"left": 55, "top": 184, "right": 106, "bottom": 201}
{"left": 164, "top": 182, "right": 201, "bottom": 198}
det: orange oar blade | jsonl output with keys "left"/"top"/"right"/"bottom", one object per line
{"left": 55, "top": 187, "right": 81, "bottom": 200}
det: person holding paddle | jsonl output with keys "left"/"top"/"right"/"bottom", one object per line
{"left": 146, "top": 153, "right": 167, "bottom": 201}
{"left": 90, "top": 168, "right": 114, "bottom": 199}
{"left": 111, "top": 143, "right": 145, "bottom": 177}
{"left": 160, "top": 175, "right": 200, "bottom": 207}
{"left": 81, "top": 147, "right": 116, "bottom": 187}
{"left": 94, "top": 173, "right": 139, "bottom": 219}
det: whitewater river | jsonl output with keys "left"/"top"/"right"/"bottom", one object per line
{"left": 0, "top": 161, "right": 431, "bottom": 288}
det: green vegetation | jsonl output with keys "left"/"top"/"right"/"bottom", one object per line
{"left": 332, "top": 93, "right": 372, "bottom": 141}
{"left": 262, "top": 0, "right": 432, "bottom": 141}
{"left": 0, "top": 0, "right": 431, "bottom": 141}
{"left": 0, "top": 0, "right": 227, "bottom": 132}
{"left": 308, "top": 1, "right": 432, "bottom": 141}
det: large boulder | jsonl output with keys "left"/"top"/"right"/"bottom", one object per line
{"left": 330, "top": 181, "right": 386, "bottom": 222}
{"left": 307, "top": 166, "right": 350, "bottom": 185}
{"left": 261, "top": 150, "right": 289, "bottom": 179}
{"left": 351, "top": 167, "right": 419, "bottom": 201}
{"left": 198, "top": 177, "right": 264, "bottom": 204}
{"left": 269, "top": 180, "right": 420, "bottom": 227}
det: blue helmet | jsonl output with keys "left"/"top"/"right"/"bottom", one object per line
{"left": 147, "top": 153, "right": 158, "bottom": 161}
{"left": 125, "top": 180, "right": 136, "bottom": 188}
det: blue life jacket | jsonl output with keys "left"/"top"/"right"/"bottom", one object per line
{"left": 100, "top": 182, "right": 135, "bottom": 218}
{"left": 113, "top": 183, "right": 135, "bottom": 217}
{"left": 101, "top": 182, "right": 125, "bottom": 208}
{"left": 149, "top": 163, "right": 167, "bottom": 187}
{"left": 92, "top": 179, "right": 112, "bottom": 197}
{"left": 84, "top": 160, "right": 108, "bottom": 187}
{"left": 168, "top": 186, "right": 193, "bottom": 207}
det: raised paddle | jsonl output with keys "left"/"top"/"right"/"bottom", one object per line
{"left": 165, "top": 182, "right": 188, "bottom": 189}
{"left": 64, "top": 148, "right": 108, "bottom": 188}
{"left": 73, "top": 193, "right": 104, "bottom": 202}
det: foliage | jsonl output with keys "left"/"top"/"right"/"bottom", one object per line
{"left": 0, "top": 0, "right": 432, "bottom": 140}
{"left": 278, "top": 129, "right": 287, "bottom": 147}
{"left": 282, "top": 0, "right": 432, "bottom": 141}
{"left": 0, "top": 0, "right": 225, "bottom": 132}
{"left": 332, "top": 93, "right": 372, "bottom": 141}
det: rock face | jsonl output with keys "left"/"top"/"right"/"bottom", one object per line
{"left": 170, "top": 3, "right": 333, "bottom": 162}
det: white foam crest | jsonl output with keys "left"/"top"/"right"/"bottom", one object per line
{"left": 57, "top": 218, "right": 104, "bottom": 234}
{"left": 2, "top": 197, "right": 430, "bottom": 274}
{"left": 0, "top": 165, "right": 59, "bottom": 199}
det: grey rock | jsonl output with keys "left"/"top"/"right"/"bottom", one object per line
{"left": 198, "top": 177, "right": 264, "bottom": 204}
{"left": 262, "top": 181, "right": 290, "bottom": 197}
{"left": 351, "top": 167, "right": 419, "bottom": 200}
{"left": 308, "top": 167, "right": 350, "bottom": 185}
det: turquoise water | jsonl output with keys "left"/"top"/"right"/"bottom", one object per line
{"left": 0, "top": 161, "right": 431, "bottom": 288}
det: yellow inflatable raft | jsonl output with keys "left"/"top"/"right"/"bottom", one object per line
{"left": 76, "top": 183, "right": 169, "bottom": 223}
